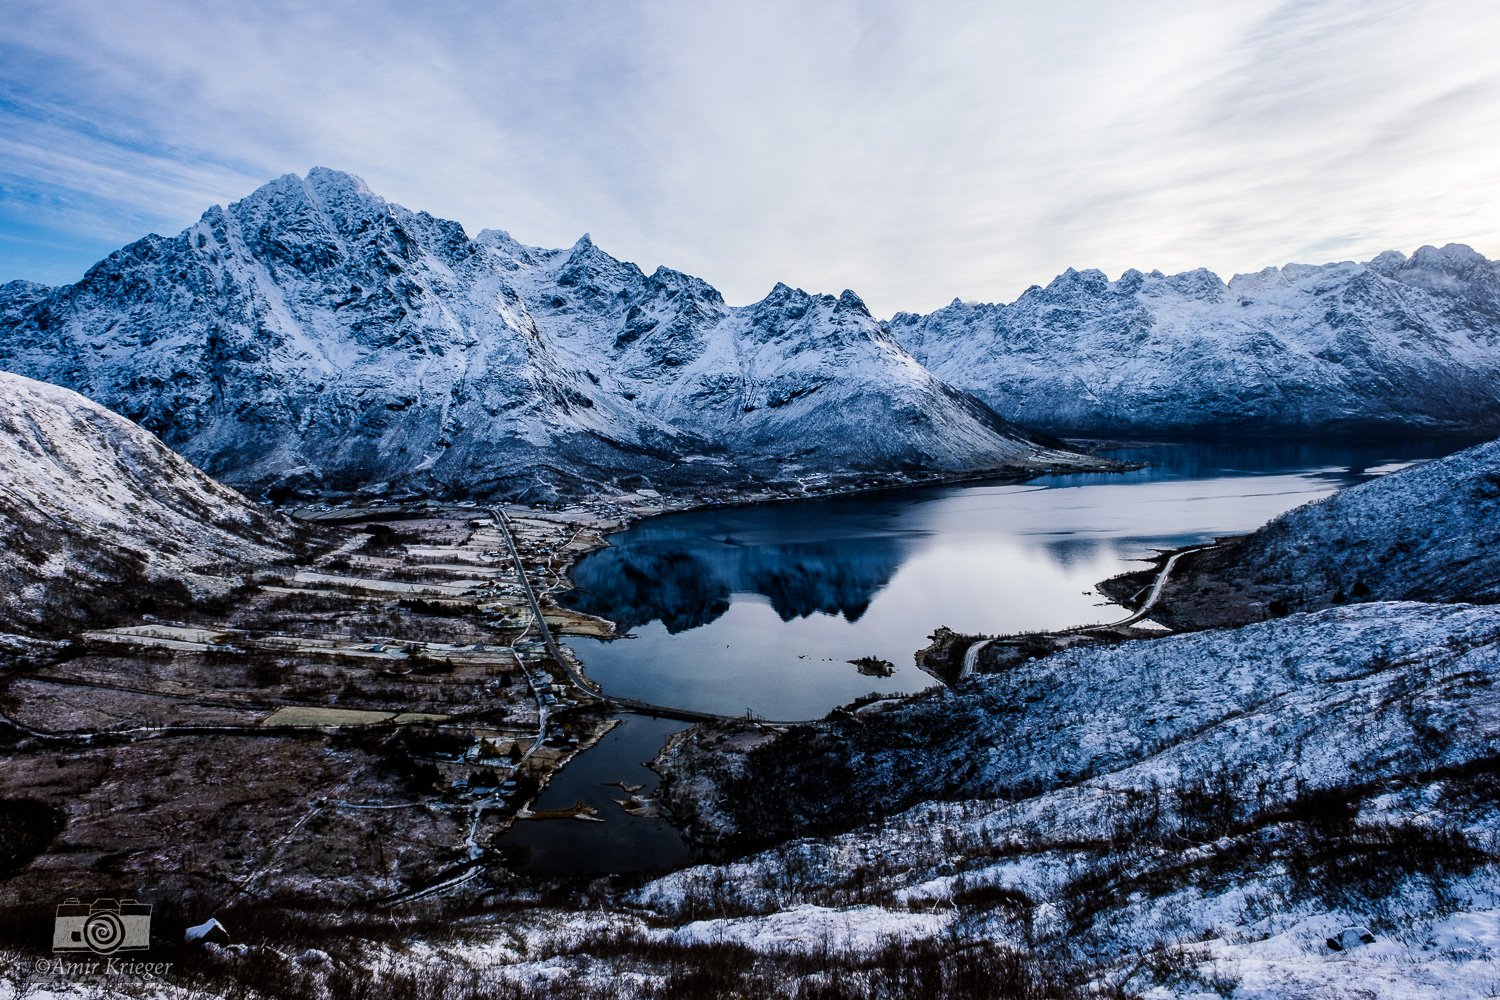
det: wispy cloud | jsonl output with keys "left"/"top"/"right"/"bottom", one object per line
{"left": 2, "top": 0, "right": 1498, "bottom": 314}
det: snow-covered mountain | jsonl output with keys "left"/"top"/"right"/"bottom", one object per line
{"left": 0, "top": 371, "right": 295, "bottom": 647}
{"left": 0, "top": 169, "right": 1076, "bottom": 502}
{"left": 891, "top": 246, "right": 1500, "bottom": 435}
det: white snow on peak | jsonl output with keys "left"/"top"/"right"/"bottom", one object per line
{"left": 893, "top": 244, "right": 1500, "bottom": 435}
{"left": 0, "top": 169, "right": 1078, "bottom": 501}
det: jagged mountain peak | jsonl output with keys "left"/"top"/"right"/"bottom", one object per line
{"left": 218, "top": 167, "right": 479, "bottom": 275}
{"left": 762, "top": 280, "right": 807, "bottom": 302}
{"left": 238, "top": 166, "right": 379, "bottom": 208}
{"left": 837, "top": 289, "right": 870, "bottom": 315}
{"left": 1043, "top": 266, "right": 1110, "bottom": 295}
{"left": 1156, "top": 266, "right": 1226, "bottom": 298}
{"left": 305, "top": 165, "right": 377, "bottom": 197}
{"left": 1408, "top": 242, "right": 1490, "bottom": 271}
{"left": 909, "top": 247, "right": 1496, "bottom": 319}
{"left": 555, "top": 231, "right": 644, "bottom": 292}
{"left": 0, "top": 171, "right": 1077, "bottom": 501}
{"left": 228, "top": 167, "right": 383, "bottom": 226}
{"left": 645, "top": 264, "right": 723, "bottom": 302}
{"left": 474, "top": 228, "right": 547, "bottom": 268}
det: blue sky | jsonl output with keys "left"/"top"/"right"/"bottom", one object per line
{"left": 2, "top": 0, "right": 1498, "bottom": 315}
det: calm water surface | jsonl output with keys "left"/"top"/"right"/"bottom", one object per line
{"left": 563, "top": 440, "right": 1466, "bottom": 721}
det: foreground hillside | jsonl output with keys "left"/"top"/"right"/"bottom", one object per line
{"left": 892, "top": 245, "right": 1500, "bottom": 435}
{"left": 610, "top": 601, "right": 1497, "bottom": 998}
{"left": 0, "top": 169, "right": 1080, "bottom": 502}
{"left": 0, "top": 371, "right": 297, "bottom": 651}
{"left": 658, "top": 601, "right": 1500, "bottom": 849}
{"left": 1105, "top": 436, "right": 1500, "bottom": 628}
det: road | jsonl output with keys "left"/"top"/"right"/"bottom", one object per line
{"left": 1077, "top": 543, "right": 1214, "bottom": 632}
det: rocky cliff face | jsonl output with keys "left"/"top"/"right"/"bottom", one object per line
{"left": 0, "top": 371, "right": 296, "bottom": 647}
{"left": 0, "top": 169, "right": 1075, "bottom": 502}
{"left": 891, "top": 245, "right": 1500, "bottom": 435}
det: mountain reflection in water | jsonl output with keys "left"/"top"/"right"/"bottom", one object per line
{"left": 564, "top": 439, "right": 1475, "bottom": 721}
{"left": 566, "top": 517, "right": 918, "bottom": 633}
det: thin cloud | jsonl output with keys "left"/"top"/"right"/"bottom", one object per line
{"left": 0, "top": 0, "right": 1497, "bottom": 315}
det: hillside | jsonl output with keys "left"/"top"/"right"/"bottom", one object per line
{"left": 0, "top": 371, "right": 297, "bottom": 650}
{"left": 891, "top": 246, "right": 1500, "bottom": 436}
{"left": 658, "top": 601, "right": 1500, "bottom": 847}
{"left": 1106, "top": 436, "right": 1500, "bottom": 628}
{"left": 581, "top": 599, "right": 1499, "bottom": 997}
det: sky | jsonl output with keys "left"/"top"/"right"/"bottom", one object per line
{"left": 2, "top": 0, "right": 1499, "bottom": 317}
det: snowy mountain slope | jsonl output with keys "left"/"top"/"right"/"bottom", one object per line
{"left": 377, "top": 599, "right": 1497, "bottom": 998}
{"left": 1118, "top": 435, "right": 1500, "bottom": 628}
{"left": 627, "top": 600, "right": 1500, "bottom": 994}
{"left": 0, "top": 169, "right": 1079, "bottom": 501}
{"left": 658, "top": 601, "right": 1500, "bottom": 847}
{"left": 890, "top": 246, "right": 1500, "bottom": 435}
{"left": 0, "top": 371, "right": 296, "bottom": 644}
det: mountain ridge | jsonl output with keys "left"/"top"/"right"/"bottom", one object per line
{"left": 0, "top": 168, "right": 1080, "bottom": 502}
{"left": 891, "top": 243, "right": 1500, "bottom": 435}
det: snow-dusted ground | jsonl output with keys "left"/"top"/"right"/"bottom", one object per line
{"left": 10, "top": 598, "right": 1485, "bottom": 998}
{"left": 617, "top": 600, "right": 1499, "bottom": 997}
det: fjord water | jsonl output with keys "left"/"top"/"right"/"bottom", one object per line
{"left": 563, "top": 440, "right": 1470, "bottom": 721}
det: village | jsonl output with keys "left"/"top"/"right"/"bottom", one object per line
{"left": 0, "top": 496, "right": 674, "bottom": 914}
